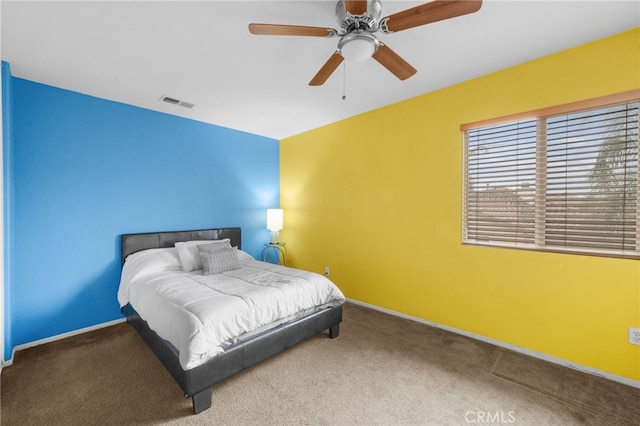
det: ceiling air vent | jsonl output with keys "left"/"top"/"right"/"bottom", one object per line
{"left": 160, "top": 95, "right": 195, "bottom": 109}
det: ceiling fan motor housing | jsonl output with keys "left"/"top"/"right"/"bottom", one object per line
{"left": 336, "top": 0, "right": 383, "bottom": 33}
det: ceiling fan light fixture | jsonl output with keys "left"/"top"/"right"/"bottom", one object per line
{"left": 249, "top": 0, "right": 485, "bottom": 85}
{"left": 338, "top": 32, "right": 379, "bottom": 63}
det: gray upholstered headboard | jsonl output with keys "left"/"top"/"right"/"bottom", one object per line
{"left": 121, "top": 227, "right": 241, "bottom": 265}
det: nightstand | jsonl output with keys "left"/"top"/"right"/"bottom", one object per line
{"left": 262, "top": 242, "right": 287, "bottom": 265}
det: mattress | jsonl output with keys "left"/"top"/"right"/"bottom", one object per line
{"left": 118, "top": 247, "right": 345, "bottom": 370}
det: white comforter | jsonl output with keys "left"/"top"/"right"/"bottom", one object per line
{"left": 118, "top": 248, "right": 345, "bottom": 370}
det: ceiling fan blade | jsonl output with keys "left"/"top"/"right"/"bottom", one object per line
{"left": 372, "top": 44, "right": 417, "bottom": 81}
{"left": 249, "top": 23, "right": 335, "bottom": 37}
{"left": 309, "top": 52, "right": 344, "bottom": 86}
{"left": 344, "top": 0, "right": 368, "bottom": 15}
{"left": 382, "top": 0, "right": 482, "bottom": 33}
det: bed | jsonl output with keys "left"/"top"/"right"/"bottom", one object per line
{"left": 118, "top": 227, "right": 345, "bottom": 414}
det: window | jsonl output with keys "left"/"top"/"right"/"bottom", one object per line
{"left": 462, "top": 92, "right": 639, "bottom": 258}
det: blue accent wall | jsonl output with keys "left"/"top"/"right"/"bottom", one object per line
{"left": 2, "top": 67, "right": 279, "bottom": 360}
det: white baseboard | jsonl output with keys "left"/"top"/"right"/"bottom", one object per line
{"left": 2, "top": 317, "right": 126, "bottom": 368}
{"left": 347, "top": 298, "right": 640, "bottom": 389}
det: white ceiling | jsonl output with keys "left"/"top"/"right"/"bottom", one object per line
{"left": 2, "top": 1, "right": 639, "bottom": 140}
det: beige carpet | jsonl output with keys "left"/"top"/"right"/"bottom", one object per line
{"left": 2, "top": 303, "right": 639, "bottom": 425}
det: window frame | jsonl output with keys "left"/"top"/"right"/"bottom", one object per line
{"left": 460, "top": 89, "right": 640, "bottom": 259}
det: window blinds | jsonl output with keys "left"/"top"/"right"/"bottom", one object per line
{"left": 545, "top": 102, "right": 638, "bottom": 252}
{"left": 463, "top": 100, "right": 639, "bottom": 257}
{"left": 465, "top": 120, "right": 537, "bottom": 245}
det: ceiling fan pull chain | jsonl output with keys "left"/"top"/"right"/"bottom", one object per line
{"left": 342, "top": 62, "right": 347, "bottom": 100}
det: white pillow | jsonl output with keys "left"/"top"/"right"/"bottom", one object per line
{"left": 175, "top": 239, "right": 230, "bottom": 272}
{"left": 236, "top": 249, "right": 253, "bottom": 261}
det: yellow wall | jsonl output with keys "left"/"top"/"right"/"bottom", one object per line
{"left": 281, "top": 28, "right": 640, "bottom": 382}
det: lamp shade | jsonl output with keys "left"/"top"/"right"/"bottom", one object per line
{"left": 267, "top": 209, "right": 284, "bottom": 232}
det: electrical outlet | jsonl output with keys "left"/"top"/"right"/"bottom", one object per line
{"left": 629, "top": 327, "right": 640, "bottom": 346}
{"left": 324, "top": 266, "right": 330, "bottom": 276}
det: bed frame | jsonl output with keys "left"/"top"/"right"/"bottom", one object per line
{"left": 120, "top": 227, "right": 343, "bottom": 414}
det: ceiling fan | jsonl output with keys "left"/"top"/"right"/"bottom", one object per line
{"left": 249, "top": 0, "right": 483, "bottom": 86}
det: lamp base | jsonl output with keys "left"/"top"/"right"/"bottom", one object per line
{"left": 270, "top": 231, "right": 280, "bottom": 244}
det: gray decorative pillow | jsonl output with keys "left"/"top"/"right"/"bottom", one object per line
{"left": 175, "top": 239, "right": 230, "bottom": 272}
{"left": 198, "top": 245, "right": 240, "bottom": 275}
